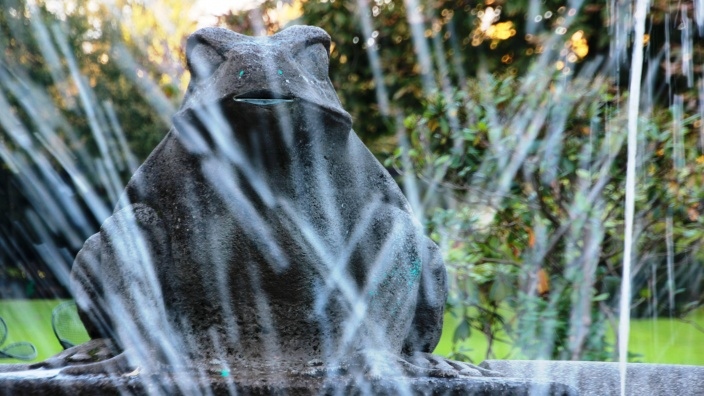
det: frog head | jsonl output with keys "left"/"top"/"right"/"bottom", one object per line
{"left": 172, "top": 25, "right": 353, "bottom": 158}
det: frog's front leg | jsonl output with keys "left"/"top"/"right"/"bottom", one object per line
{"left": 51, "top": 203, "right": 174, "bottom": 375}
{"left": 402, "top": 237, "right": 448, "bottom": 354}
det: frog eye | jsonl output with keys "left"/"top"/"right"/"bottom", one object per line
{"left": 186, "top": 28, "right": 237, "bottom": 80}
{"left": 297, "top": 42, "right": 330, "bottom": 80}
{"left": 187, "top": 42, "right": 225, "bottom": 80}
{"left": 305, "top": 34, "right": 331, "bottom": 56}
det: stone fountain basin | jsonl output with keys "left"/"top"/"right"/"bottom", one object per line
{"left": 0, "top": 363, "right": 577, "bottom": 395}
{"left": 8, "top": 358, "right": 700, "bottom": 394}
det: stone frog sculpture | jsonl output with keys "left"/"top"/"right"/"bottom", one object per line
{"left": 37, "top": 25, "right": 496, "bottom": 379}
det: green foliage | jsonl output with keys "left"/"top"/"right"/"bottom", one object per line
{"left": 388, "top": 71, "right": 704, "bottom": 360}
{"left": 391, "top": 72, "right": 627, "bottom": 360}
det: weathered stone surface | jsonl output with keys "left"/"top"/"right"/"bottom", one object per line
{"left": 0, "top": 368, "right": 578, "bottom": 396}
{"left": 481, "top": 360, "right": 704, "bottom": 396}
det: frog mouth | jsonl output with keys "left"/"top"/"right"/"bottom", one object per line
{"left": 233, "top": 90, "right": 294, "bottom": 105}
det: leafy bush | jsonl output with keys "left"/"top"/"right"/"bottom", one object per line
{"left": 387, "top": 72, "right": 704, "bottom": 360}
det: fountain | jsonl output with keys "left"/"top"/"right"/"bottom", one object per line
{"left": 1, "top": 1, "right": 703, "bottom": 395}
{"left": 0, "top": 25, "right": 576, "bottom": 395}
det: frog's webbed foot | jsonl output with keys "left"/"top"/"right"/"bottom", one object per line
{"left": 304, "top": 351, "right": 503, "bottom": 379}
{"left": 297, "top": 358, "right": 346, "bottom": 377}
{"left": 29, "top": 338, "right": 135, "bottom": 376}
{"left": 30, "top": 339, "right": 116, "bottom": 369}
{"left": 58, "top": 351, "right": 134, "bottom": 376}
{"left": 403, "top": 352, "right": 503, "bottom": 378}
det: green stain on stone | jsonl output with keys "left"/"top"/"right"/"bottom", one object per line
{"left": 221, "top": 369, "right": 230, "bottom": 377}
{"left": 238, "top": 70, "right": 244, "bottom": 78}
{"left": 277, "top": 69, "right": 283, "bottom": 75}
{"left": 408, "top": 258, "right": 421, "bottom": 286}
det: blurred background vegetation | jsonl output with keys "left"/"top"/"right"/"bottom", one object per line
{"left": 0, "top": 0, "right": 703, "bottom": 364}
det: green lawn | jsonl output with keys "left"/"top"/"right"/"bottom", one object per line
{"left": 0, "top": 299, "right": 69, "bottom": 363}
{"left": 0, "top": 299, "right": 702, "bottom": 366}
{"left": 434, "top": 307, "right": 704, "bottom": 365}
{"left": 433, "top": 309, "right": 518, "bottom": 362}
{"left": 609, "top": 308, "right": 704, "bottom": 365}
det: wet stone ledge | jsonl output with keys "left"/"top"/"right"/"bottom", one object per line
{"left": 0, "top": 367, "right": 578, "bottom": 396}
